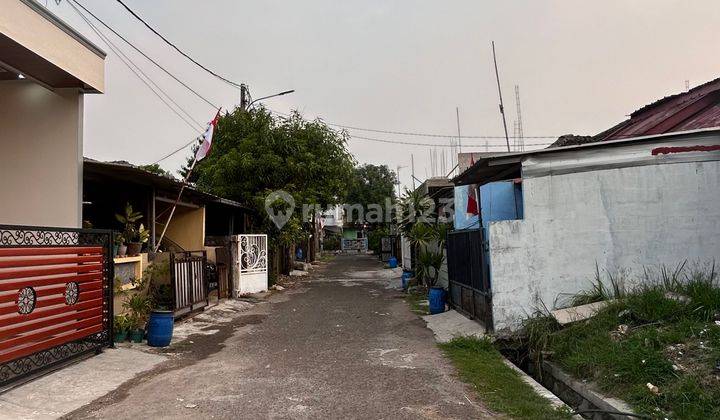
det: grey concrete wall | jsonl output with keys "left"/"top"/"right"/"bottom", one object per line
{"left": 489, "top": 140, "right": 720, "bottom": 331}
{"left": 0, "top": 81, "right": 83, "bottom": 228}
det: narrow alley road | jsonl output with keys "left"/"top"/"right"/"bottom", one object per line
{"left": 69, "top": 254, "right": 489, "bottom": 419}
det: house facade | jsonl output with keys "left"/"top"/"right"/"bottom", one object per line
{"left": 0, "top": 0, "right": 105, "bottom": 228}
{"left": 452, "top": 129, "right": 720, "bottom": 331}
{"left": 0, "top": 0, "right": 113, "bottom": 391}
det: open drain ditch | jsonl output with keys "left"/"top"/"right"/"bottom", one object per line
{"left": 497, "top": 340, "right": 644, "bottom": 420}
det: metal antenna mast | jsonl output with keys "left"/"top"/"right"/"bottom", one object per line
{"left": 456, "top": 107, "right": 462, "bottom": 153}
{"left": 411, "top": 154, "right": 416, "bottom": 190}
{"left": 514, "top": 85, "right": 525, "bottom": 151}
{"left": 492, "top": 41, "right": 511, "bottom": 152}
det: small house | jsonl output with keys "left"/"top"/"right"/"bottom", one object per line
{"left": 82, "top": 159, "right": 266, "bottom": 315}
{"left": 449, "top": 80, "right": 720, "bottom": 331}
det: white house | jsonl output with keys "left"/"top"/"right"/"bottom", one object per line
{"left": 452, "top": 128, "right": 720, "bottom": 331}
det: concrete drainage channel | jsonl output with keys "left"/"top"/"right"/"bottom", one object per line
{"left": 499, "top": 345, "right": 641, "bottom": 420}
{"left": 422, "top": 310, "right": 639, "bottom": 419}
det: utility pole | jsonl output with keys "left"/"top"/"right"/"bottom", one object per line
{"left": 396, "top": 165, "right": 406, "bottom": 197}
{"left": 411, "top": 154, "right": 416, "bottom": 190}
{"left": 492, "top": 41, "right": 511, "bottom": 152}
{"left": 456, "top": 107, "right": 462, "bottom": 154}
{"left": 240, "top": 83, "right": 249, "bottom": 110}
{"left": 514, "top": 85, "right": 525, "bottom": 152}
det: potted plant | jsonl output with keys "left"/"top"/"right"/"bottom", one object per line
{"left": 113, "top": 314, "right": 129, "bottom": 342}
{"left": 418, "top": 248, "right": 446, "bottom": 314}
{"left": 116, "top": 203, "right": 147, "bottom": 256}
{"left": 144, "top": 261, "right": 174, "bottom": 347}
{"left": 126, "top": 224, "right": 149, "bottom": 256}
{"left": 123, "top": 293, "right": 151, "bottom": 343}
{"left": 114, "top": 234, "right": 125, "bottom": 257}
{"left": 397, "top": 191, "right": 450, "bottom": 314}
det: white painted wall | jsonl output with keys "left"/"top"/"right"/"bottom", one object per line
{"left": 321, "top": 205, "right": 344, "bottom": 227}
{"left": 0, "top": 81, "right": 83, "bottom": 228}
{"left": 488, "top": 135, "right": 720, "bottom": 331}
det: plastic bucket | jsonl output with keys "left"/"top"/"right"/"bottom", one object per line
{"left": 428, "top": 287, "right": 446, "bottom": 314}
{"left": 388, "top": 256, "right": 398, "bottom": 268}
{"left": 147, "top": 310, "right": 174, "bottom": 347}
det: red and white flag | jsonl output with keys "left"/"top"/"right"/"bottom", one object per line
{"left": 195, "top": 110, "right": 221, "bottom": 161}
{"left": 466, "top": 185, "right": 479, "bottom": 215}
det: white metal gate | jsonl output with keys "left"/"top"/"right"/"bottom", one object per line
{"left": 232, "top": 234, "right": 268, "bottom": 296}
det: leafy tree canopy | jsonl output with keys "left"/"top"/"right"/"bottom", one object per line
{"left": 346, "top": 164, "right": 397, "bottom": 225}
{"left": 138, "top": 163, "right": 175, "bottom": 179}
{"left": 189, "top": 107, "right": 355, "bottom": 245}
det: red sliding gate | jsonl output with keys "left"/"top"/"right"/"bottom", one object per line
{"left": 0, "top": 226, "right": 113, "bottom": 392}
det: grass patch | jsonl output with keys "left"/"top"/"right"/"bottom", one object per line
{"left": 405, "top": 287, "right": 429, "bottom": 315}
{"left": 525, "top": 262, "right": 720, "bottom": 419}
{"left": 440, "top": 336, "right": 571, "bottom": 419}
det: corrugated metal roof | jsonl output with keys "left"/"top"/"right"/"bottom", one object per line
{"left": 549, "top": 77, "right": 720, "bottom": 148}
{"left": 453, "top": 127, "right": 720, "bottom": 186}
{"left": 83, "top": 158, "right": 248, "bottom": 209}
{"left": 596, "top": 77, "right": 720, "bottom": 141}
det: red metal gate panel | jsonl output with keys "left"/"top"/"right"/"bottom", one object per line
{"left": 0, "top": 227, "right": 113, "bottom": 392}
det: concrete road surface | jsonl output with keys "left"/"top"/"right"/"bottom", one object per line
{"left": 68, "top": 254, "right": 490, "bottom": 419}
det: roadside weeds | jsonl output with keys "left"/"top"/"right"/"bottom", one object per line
{"left": 439, "top": 337, "right": 572, "bottom": 420}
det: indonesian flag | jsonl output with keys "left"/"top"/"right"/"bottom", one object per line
{"left": 195, "top": 110, "right": 221, "bottom": 161}
{"left": 466, "top": 184, "right": 479, "bottom": 215}
{"left": 465, "top": 154, "right": 480, "bottom": 215}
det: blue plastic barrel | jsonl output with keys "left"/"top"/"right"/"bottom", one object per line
{"left": 388, "top": 256, "right": 398, "bottom": 268}
{"left": 147, "top": 310, "right": 174, "bottom": 347}
{"left": 401, "top": 271, "right": 412, "bottom": 289}
{"left": 428, "top": 287, "right": 446, "bottom": 314}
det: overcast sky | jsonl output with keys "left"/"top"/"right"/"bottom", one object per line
{"left": 49, "top": 0, "right": 719, "bottom": 189}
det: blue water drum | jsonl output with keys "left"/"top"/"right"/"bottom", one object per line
{"left": 428, "top": 287, "right": 446, "bottom": 314}
{"left": 388, "top": 256, "right": 398, "bottom": 268}
{"left": 401, "top": 271, "right": 412, "bottom": 289}
{"left": 147, "top": 310, "right": 174, "bottom": 347}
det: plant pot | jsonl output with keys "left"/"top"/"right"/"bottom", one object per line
{"left": 114, "top": 330, "right": 128, "bottom": 343}
{"left": 428, "top": 287, "right": 446, "bottom": 314}
{"left": 118, "top": 244, "right": 128, "bottom": 257}
{"left": 401, "top": 271, "right": 413, "bottom": 291}
{"left": 113, "top": 244, "right": 119, "bottom": 257}
{"left": 126, "top": 242, "right": 142, "bottom": 256}
{"left": 130, "top": 328, "right": 144, "bottom": 343}
{"left": 147, "top": 310, "right": 174, "bottom": 347}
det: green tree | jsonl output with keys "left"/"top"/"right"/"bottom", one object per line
{"left": 139, "top": 163, "right": 174, "bottom": 178}
{"left": 190, "top": 107, "right": 355, "bottom": 246}
{"left": 346, "top": 164, "right": 397, "bottom": 225}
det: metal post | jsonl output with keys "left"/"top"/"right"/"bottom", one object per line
{"left": 150, "top": 188, "right": 156, "bottom": 251}
{"left": 154, "top": 158, "right": 197, "bottom": 252}
{"left": 240, "top": 84, "right": 248, "bottom": 110}
{"left": 456, "top": 107, "right": 462, "bottom": 153}
{"left": 492, "top": 41, "right": 511, "bottom": 152}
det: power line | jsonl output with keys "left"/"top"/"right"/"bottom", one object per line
{"left": 267, "top": 108, "right": 557, "bottom": 139}
{"left": 69, "top": 0, "right": 219, "bottom": 110}
{"left": 151, "top": 136, "right": 201, "bottom": 165}
{"left": 347, "top": 134, "right": 551, "bottom": 148}
{"left": 325, "top": 122, "right": 557, "bottom": 139}
{"left": 69, "top": 0, "right": 205, "bottom": 133}
{"left": 114, "top": 0, "right": 243, "bottom": 89}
